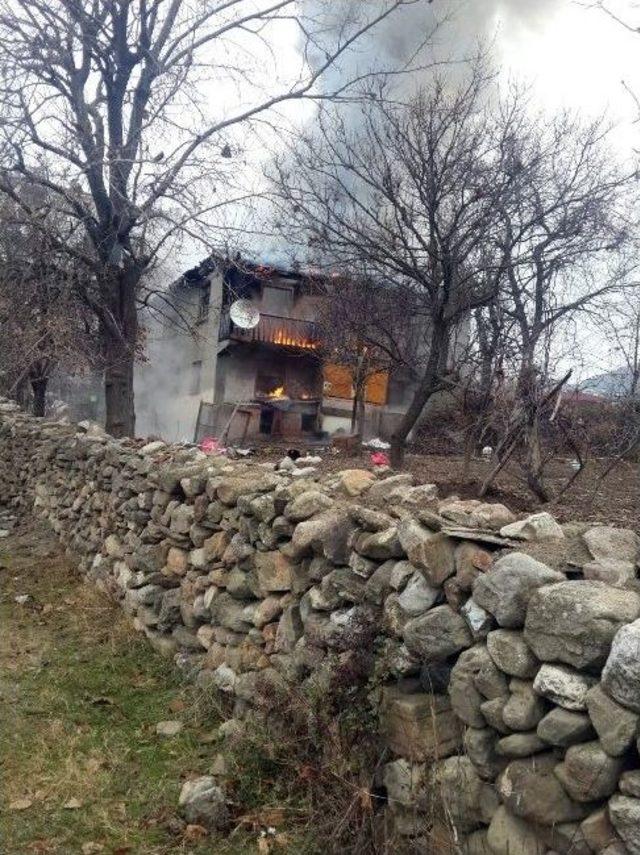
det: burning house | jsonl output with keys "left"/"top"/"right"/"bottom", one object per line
{"left": 135, "top": 254, "right": 438, "bottom": 444}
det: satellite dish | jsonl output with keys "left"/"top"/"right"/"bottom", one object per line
{"left": 229, "top": 299, "right": 260, "bottom": 329}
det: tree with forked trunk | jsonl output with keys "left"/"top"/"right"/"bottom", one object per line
{"left": 270, "top": 67, "right": 528, "bottom": 466}
{"left": 0, "top": 0, "right": 432, "bottom": 435}
{"left": 316, "top": 275, "right": 423, "bottom": 437}
{"left": 476, "top": 109, "right": 637, "bottom": 502}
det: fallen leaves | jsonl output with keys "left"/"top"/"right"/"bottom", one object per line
{"left": 297, "top": 763, "right": 318, "bottom": 784}
{"left": 63, "top": 797, "right": 83, "bottom": 810}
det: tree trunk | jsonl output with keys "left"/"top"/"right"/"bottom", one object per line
{"left": 31, "top": 377, "right": 47, "bottom": 417}
{"left": 390, "top": 324, "right": 449, "bottom": 468}
{"left": 462, "top": 429, "right": 475, "bottom": 480}
{"left": 104, "top": 333, "right": 135, "bottom": 436}
{"left": 516, "top": 356, "right": 552, "bottom": 503}
{"left": 350, "top": 387, "right": 359, "bottom": 432}
{"left": 351, "top": 352, "right": 366, "bottom": 434}
{"left": 356, "top": 388, "right": 366, "bottom": 437}
{"left": 102, "top": 265, "right": 139, "bottom": 438}
{"left": 14, "top": 376, "right": 29, "bottom": 409}
{"left": 523, "top": 411, "right": 551, "bottom": 503}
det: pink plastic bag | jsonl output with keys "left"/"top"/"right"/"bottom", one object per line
{"left": 200, "top": 436, "right": 224, "bottom": 455}
{"left": 370, "top": 451, "right": 390, "bottom": 467}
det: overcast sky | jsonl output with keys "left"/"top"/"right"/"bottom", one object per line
{"left": 164, "top": 1, "right": 640, "bottom": 277}
{"left": 159, "top": 2, "right": 640, "bottom": 377}
{"left": 499, "top": 1, "right": 639, "bottom": 150}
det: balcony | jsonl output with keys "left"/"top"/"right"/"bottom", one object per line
{"left": 219, "top": 310, "right": 320, "bottom": 350}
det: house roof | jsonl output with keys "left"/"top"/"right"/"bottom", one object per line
{"left": 180, "top": 252, "right": 327, "bottom": 290}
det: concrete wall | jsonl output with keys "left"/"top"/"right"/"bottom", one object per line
{"left": 135, "top": 271, "right": 224, "bottom": 442}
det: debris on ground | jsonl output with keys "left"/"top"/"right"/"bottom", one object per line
{"left": 296, "top": 455, "right": 322, "bottom": 465}
{"left": 363, "top": 437, "right": 391, "bottom": 450}
{"left": 200, "top": 436, "right": 226, "bottom": 455}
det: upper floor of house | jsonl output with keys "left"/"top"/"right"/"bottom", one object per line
{"left": 179, "top": 254, "right": 326, "bottom": 352}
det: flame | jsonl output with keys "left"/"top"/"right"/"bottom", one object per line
{"left": 272, "top": 328, "right": 318, "bottom": 349}
{"left": 267, "top": 385, "right": 286, "bottom": 399}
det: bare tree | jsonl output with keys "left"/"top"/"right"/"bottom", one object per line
{"left": 270, "top": 67, "right": 525, "bottom": 466}
{"left": 450, "top": 300, "right": 515, "bottom": 475}
{"left": 599, "top": 296, "right": 640, "bottom": 401}
{"left": 0, "top": 0, "right": 430, "bottom": 436}
{"left": 0, "top": 192, "right": 96, "bottom": 415}
{"left": 317, "top": 275, "right": 423, "bottom": 436}
{"left": 479, "top": 109, "right": 636, "bottom": 501}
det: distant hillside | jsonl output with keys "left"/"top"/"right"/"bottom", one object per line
{"left": 582, "top": 366, "right": 636, "bottom": 398}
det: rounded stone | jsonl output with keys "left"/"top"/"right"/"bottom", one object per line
{"left": 497, "top": 754, "right": 591, "bottom": 826}
{"left": 601, "top": 619, "right": 640, "bottom": 712}
{"left": 533, "top": 664, "right": 597, "bottom": 711}
{"left": 524, "top": 581, "right": 640, "bottom": 670}
{"left": 554, "top": 741, "right": 623, "bottom": 802}
{"left": 608, "top": 794, "right": 640, "bottom": 854}
{"left": 473, "top": 553, "right": 564, "bottom": 628}
{"left": 487, "top": 629, "right": 540, "bottom": 678}
{"left": 403, "top": 605, "right": 472, "bottom": 663}
{"left": 487, "top": 806, "right": 546, "bottom": 855}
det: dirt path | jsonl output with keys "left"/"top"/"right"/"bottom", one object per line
{"left": 0, "top": 516, "right": 236, "bottom": 855}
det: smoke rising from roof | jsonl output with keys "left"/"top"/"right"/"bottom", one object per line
{"left": 303, "top": 0, "right": 563, "bottom": 93}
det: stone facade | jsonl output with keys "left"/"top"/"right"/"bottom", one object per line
{"left": 1, "top": 397, "right": 640, "bottom": 853}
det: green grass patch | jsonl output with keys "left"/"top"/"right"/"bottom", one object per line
{"left": 0, "top": 523, "right": 242, "bottom": 854}
{"left": 0, "top": 522, "right": 378, "bottom": 855}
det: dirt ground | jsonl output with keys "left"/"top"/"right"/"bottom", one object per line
{"left": 398, "top": 453, "right": 640, "bottom": 530}
{"left": 249, "top": 444, "right": 639, "bottom": 531}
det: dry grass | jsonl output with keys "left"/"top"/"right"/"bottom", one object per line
{"left": 0, "top": 520, "right": 254, "bottom": 854}
{"left": 0, "top": 519, "right": 453, "bottom": 854}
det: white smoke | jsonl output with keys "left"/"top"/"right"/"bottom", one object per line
{"left": 300, "top": 0, "right": 565, "bottom": 94}
{"left": 135, "top": 1, "right": 570, "bottom": 441}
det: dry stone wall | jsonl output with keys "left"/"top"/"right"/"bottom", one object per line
{"left": 1, "top": 398, "right": 640, "bottom": 854}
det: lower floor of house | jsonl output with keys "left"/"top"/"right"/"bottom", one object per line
{"left": 50, "top": 343, "right": 449, "bottom": 445}
{"left": 191, "top": 344, "right": 413, "bottom": 445}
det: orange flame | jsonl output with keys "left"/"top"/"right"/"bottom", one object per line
{"left": 272, "top": 328, "right": 318, "bottom": 349}
{"left": 267, "top": 385, "right": 286, "bottom": 399}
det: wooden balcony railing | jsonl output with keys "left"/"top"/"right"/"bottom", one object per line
{"left": 219, "top": 311, "right": 320, "bottom": 350}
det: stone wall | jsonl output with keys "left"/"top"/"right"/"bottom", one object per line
{"left": 1, "top": 398, "right": 639, "bottom": 854}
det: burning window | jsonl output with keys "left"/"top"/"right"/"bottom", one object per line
{"left": 255, "top": 372, "right": 286, "bottom": 399}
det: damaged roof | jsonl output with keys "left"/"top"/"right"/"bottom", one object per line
{"left": 180, "top": 252, "right": 328, "bottom": 290}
